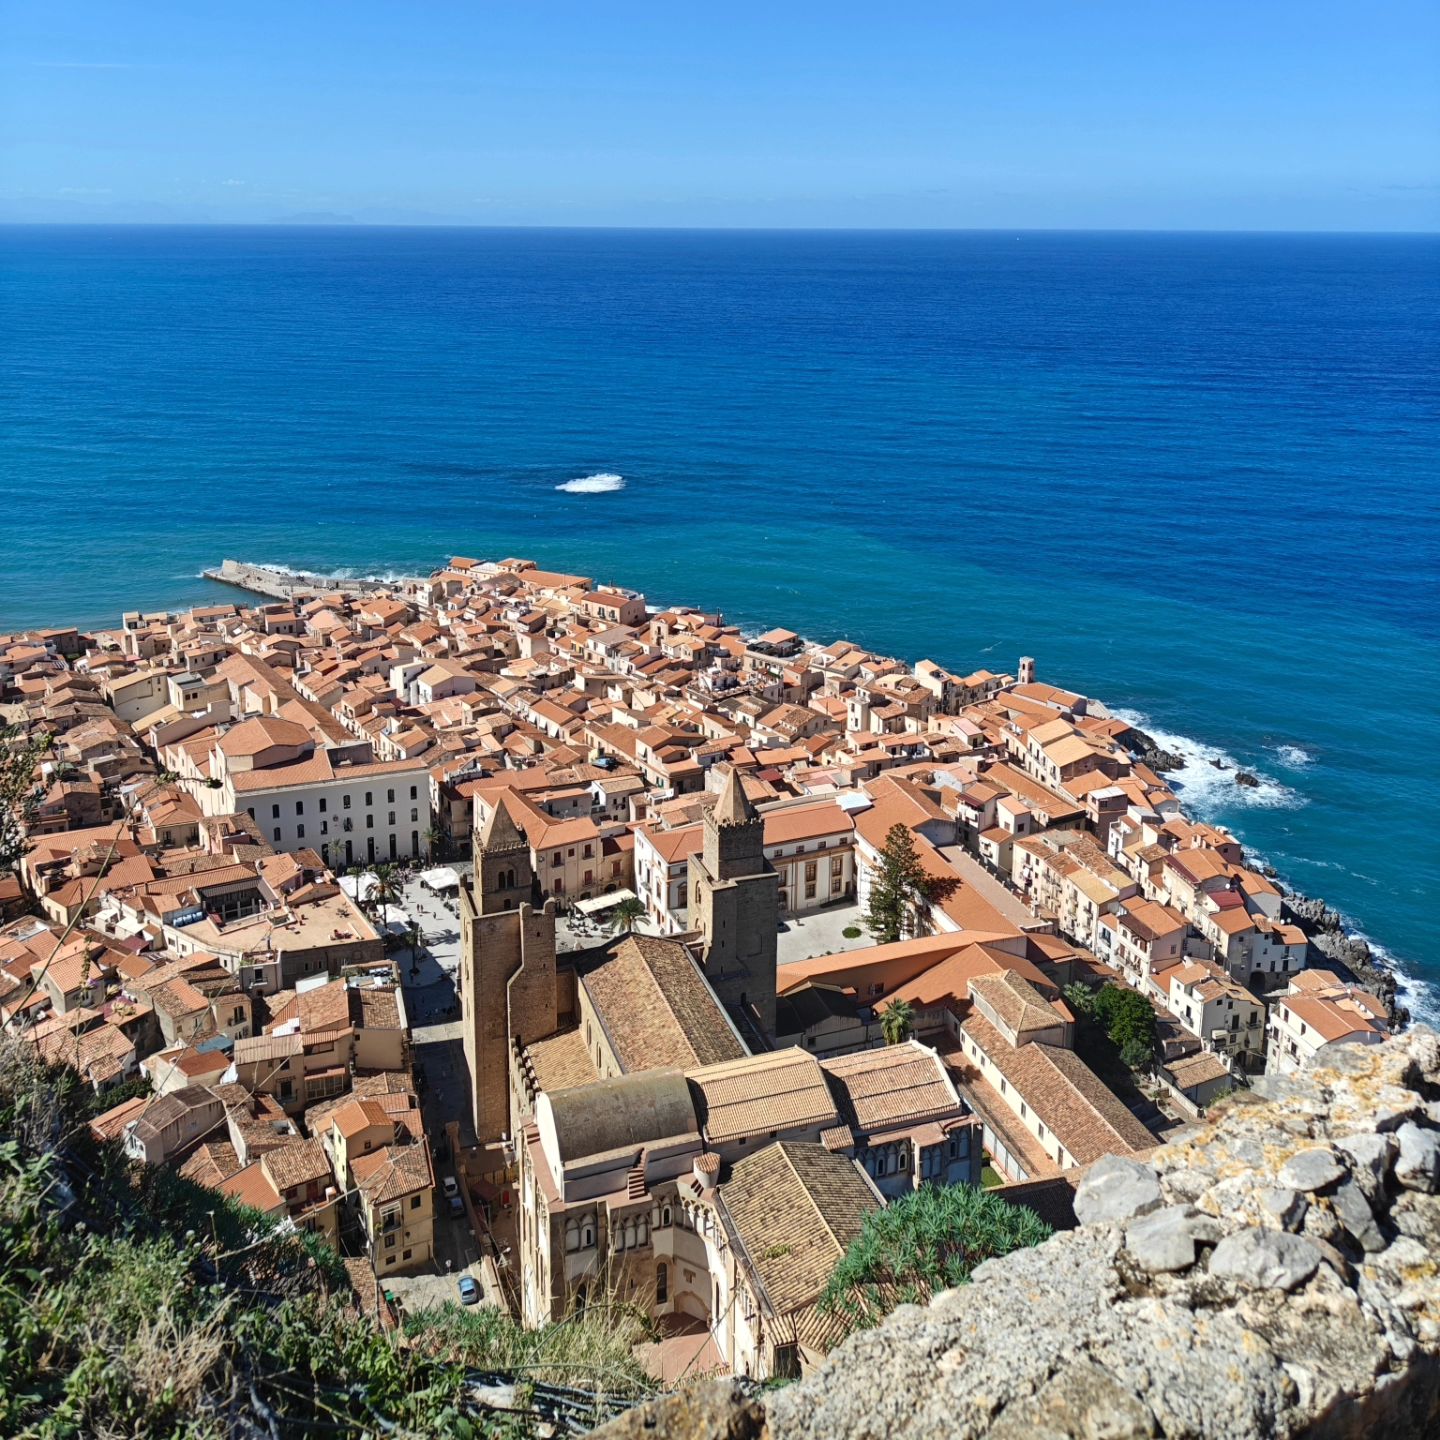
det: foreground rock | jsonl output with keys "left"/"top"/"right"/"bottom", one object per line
{"left": 596, "top": 1029, "right": 1440, "bottom": 1440}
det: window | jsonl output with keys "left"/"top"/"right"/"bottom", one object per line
{"left": 319, "top": 797, "right": 327, "bottom": 813}
{"left": 388, "top": 811, "right": 396, "bottom": 826}
{"left": 365, "top": 792, "right": 373, "bottom": 806}
{"left": 272, "top": 804, "right": 280, "bottom": 819}
{"left": 295, "top": 801, "right": 304, "bottom": 815}
{"left": 410, "top": 1194, "right": 421, "bottom": 1209}
{"left": 410, "top": 786, "right": 417, "bottom": 800}
{"left": 366, "top": 815, "right": 374, "bottom": 829}
{"left": 273, "top": 828, "right": 281, "bottom": 842}
{"left": 656, "top": 1262, "right": 669, "bottom": 1304}
{"left": 387, "top": 788, "right": 395, "bottom": 803}
{"left": 297, "top": 825, "right": 305, "bottom": 839}
{"left": 402, "top": 1249, "right": 412, "bottom": 1261}
{"left": 343, "top": 794, "right": 351, "bottom": 809}
{"left": 583, "top": 843, "right": 593, "bottom": 858}
{"left": 552, "top": 853, "right": 562, "bottom": 867}
{"left": 411, "top": 808, "right": 418, "bottom": 822}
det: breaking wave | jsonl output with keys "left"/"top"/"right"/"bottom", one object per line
{"left": 556, "top": 472, "right": 625, "bottom": 494}
{"left": 1111, "top": 709, "right": 1303, "bottom": 816}
{"left": 1273, "top": 744, "right": 1316, "bottom": 768}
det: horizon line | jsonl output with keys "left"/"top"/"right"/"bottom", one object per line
{"left": 1, "top": 220, "right": 1437, "bottom": 238}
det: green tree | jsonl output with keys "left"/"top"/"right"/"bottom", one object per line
{"left": 864, "top": 824, "right": 936, "bottom": 943}
{"left": 818, "top": 1184, "right": 1051, "bottom": 1337}
{"left": 880, "top": 997, "right": 914, "bottom": 1045}
{"left": 1, "top": 723, "right": 46, "bottom": 875}
{"left": 1093, "top": 984, "right": 1157, "bottom": 1069}
{"left": 367, "top": 862, "right": 401, "bottom": 915}
{"left": 424, "top": 822, "right": 446, "bottom": 859}
{"left": 1063, "top": 980, "right": 1098, "bottom": 1017}
{"left": 608, "top": 895, "right": 647, "bottom": 934}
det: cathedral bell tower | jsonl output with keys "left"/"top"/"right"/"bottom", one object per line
{"left": 686, "top": 767, "right": 779, "bottom": 1037}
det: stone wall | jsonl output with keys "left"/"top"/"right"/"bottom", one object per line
{"left": 205, "top": 559, "right": 404, "bottom": 600}
{"left": 598, "top": 1028, "right": 1440, "bottom": 1440}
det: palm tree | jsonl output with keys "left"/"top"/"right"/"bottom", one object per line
{"left": 880, "top": 997, "right": 914, "bottom": 1046}
{"left": 367, "top": 863, "right": 401, "bottom": 918}
{"left": 609, "top": 895, "right": 647, "bottom": 935}
{"left": 424, "top": 822, "right": 445, "bottom": 860}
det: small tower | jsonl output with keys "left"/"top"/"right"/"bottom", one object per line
{"left": 688, "top": 768, "right": 779, "bottom": 1037}
{"left": 474, "top": 797, "right": 533, "bottom": 913}
{"left": 1019, "top": 656, "right": 1036, "bottom": 686}
{"left": 459, "top": 793, "right": 557, "bottom": 1144}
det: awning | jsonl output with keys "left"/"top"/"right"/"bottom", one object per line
{"left": 378, "top": 904, "right": 412, "bottom": 932}
{"left": 574, "top": 888, "right": 638, "bottom": 916}
{"left": 339, "top": 873, "right": 378, "bottom": 901}
{"left": 419, "top": 866, "right": 461, "bottom": 891}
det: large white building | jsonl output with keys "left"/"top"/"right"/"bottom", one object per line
{"left": 181, "top": 714, "right": 433, "bottom": 867}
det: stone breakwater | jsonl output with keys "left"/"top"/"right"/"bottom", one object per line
{"left": 204, "top": 559, "right": 419, "bottom": 601}
{"left": 599, "top": 1028, "right": 1440, "bottom": 1440}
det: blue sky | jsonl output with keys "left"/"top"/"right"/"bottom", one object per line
{"left": 3, "top": 1, "right": 1437, "bottom": 229}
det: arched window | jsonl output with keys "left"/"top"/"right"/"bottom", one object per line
{"left": 656, "top": 1262, "right": 669, "bottom": 1304}
{"left": 582, "top": 1220, "right": 594, "bottom": 1249}
{"left": 624, "top": 1218, "right": 637, "bottom": 1249}
{"left": 565, "top": 1221, "right": 579, "bottom": 1253}
{"left": 637, "top": 1216, "right": 648, "bottom": 1246}
{"left": 661, "top": 1205, "right": 672, "bottom": 1228}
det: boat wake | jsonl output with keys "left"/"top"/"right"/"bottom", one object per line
{"left": 556, "top": 472, "right": 625, "bottom": 494}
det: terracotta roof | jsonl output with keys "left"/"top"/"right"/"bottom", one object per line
{"left": 969, "top": 970, "right": 1068, "bottom": 1037}
{"left": 687, "top": 1048, "right": 839, "bottom": 1144}
{"left": 720, "top": 1142, "right": 879, "bottom": 1318}
{"left": 961, "top": 1014, "right": 1155, "bottom": 1165}
{"left": 581, "top": 935, "right": 745, "bottom": 1073}
{"left": 261, "top": 1138, "right": 334, "bottom": 1192}
{"left": 821, "top": 1042, "right": 963, "bottom": 1133}
{"left": 524, "top": 1027, "right": 600, "bottom": 1094}
{"left": 352, "top": 1142, "right": 433, "bottom": 1204}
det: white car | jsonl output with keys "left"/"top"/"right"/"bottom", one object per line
{"left": 442, "top": 1175, "right": 460, "bottom": 1200}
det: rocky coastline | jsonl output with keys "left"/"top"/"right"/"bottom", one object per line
{"left": 1119, "top": 724, "right": 1405, "bottom": 1026}
{"left": 1283, "top": 894, "right": 1407, "bottom": 1027}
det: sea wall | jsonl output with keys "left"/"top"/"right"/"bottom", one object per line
{"left": 204, "top": 558, "right": 408, "bottom": 601}
{"left": 599, "top": 1027, "right": 1440, "bottom": 1440}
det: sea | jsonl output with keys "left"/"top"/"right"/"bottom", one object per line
{"left": 1, "top": 226, "right": 1436, "bottom": 1013}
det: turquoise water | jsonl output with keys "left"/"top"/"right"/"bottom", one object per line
{"left": 1, "top": 226, "right": 1436, "bottom": 1008}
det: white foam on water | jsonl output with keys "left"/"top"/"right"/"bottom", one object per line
{"left": 1116, "top": 708, "right": 1433, "bottom": 1019}
{"left": 555, "top": 472, "right": 625, "bottom": 494}
{"left": 1111, "top": 708, "right": 1303, "bottom": 815}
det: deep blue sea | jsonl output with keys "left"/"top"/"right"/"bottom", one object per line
{"left": 1, "top": 226, "right": 1436, "bottom": 1010}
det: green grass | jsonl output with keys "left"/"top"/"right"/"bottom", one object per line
{"left": 980, "top": 1163, "right": 1005, "bottom": 1189}
{"left": 0, "top": 1039, "right": 653, "bottom": 1439}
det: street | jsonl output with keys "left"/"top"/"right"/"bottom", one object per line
{"left": 380, "top": 871, "right": 490, "bottom": 1315}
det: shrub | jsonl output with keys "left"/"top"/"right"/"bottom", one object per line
{"left": 818, "top": 1184, "right": 1051, "bottom": 1338}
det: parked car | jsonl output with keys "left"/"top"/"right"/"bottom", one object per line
{"left": 442, "top": 1175, "right": 459, "bottom": 1200}
{"left": 448, "top": 1194, "right": 466, "bottom": 1218}
{"left": 457, "top": 1275, "right": 480, "bottom": 1306}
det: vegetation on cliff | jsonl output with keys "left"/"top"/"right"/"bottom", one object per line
{"left": 0, "top": 1040, "right": 651, "bottom": 1439}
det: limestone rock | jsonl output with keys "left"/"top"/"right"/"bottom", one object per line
{"left": 1395, "top": 1122, "right": 1440, "bottom": 1194}
{"left": 1124, "top": 1205, "right": 1220, "bottom": 1274}
{"left": 1278, "top": 1147, "right": 1347, "bottom": 1194}
{"left": 1074, "top": 1155, "right": 1163, "bottom": 1226}
{"left": 1209, "top": 1228, "right": 1321, "bottom": 1291}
